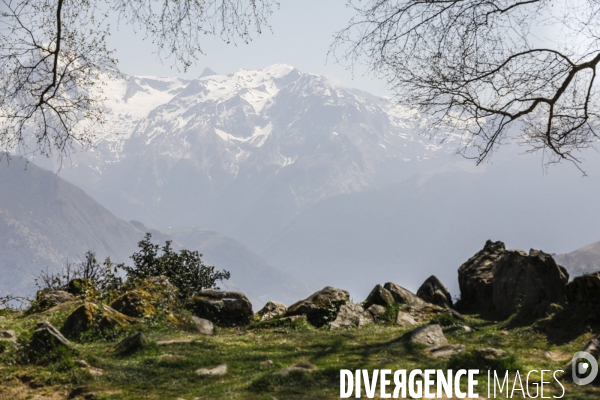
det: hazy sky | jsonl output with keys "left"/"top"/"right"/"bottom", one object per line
{"left": 105, "top": 0, "right": 392, "bottom": 97}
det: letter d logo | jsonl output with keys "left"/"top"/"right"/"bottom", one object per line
{"left": 572, "top": 351, "right": 598, "bottom": 385}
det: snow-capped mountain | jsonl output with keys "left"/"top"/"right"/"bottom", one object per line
{"left": 41, "top": 64, "right": 457, "bottom": 249}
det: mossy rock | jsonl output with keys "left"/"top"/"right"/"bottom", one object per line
{"left": 67, "top": 278, "right": 94, "bottom": 296}
{"left": 110, "top": 290, "right": 156, "bottom": 318}
{"left": 61, "top": 302, "right": 135, "bottom": 338}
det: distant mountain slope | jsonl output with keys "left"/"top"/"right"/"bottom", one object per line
{"left": 36, "top": 64, "right": 457, "bottom": 250}
{"left": 554, "top": 242, "right": 600, "bottom": 277}
{"left": 0, "top": 157, "right": 146, "bottom": 295}
{"left": 170, "top": 227, "right": 309, "bottom": 306}
{"left": 0, "top": 158, "right": 307, "bottom": 305}
{"left": 260, "top": 153, "right": 600, "bottom": 300}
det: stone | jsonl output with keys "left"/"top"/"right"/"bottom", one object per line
{"left": 110, "top": 290, "right": 156, "bottom": 318}
{"left": 196, "top": 364, "right": 227, "bottom": 376}
{"left": 62, "top": 303, "right": 133, "bottom": 337}
{"left": 417, "top": 276, "right": 453, "bottom": 308}
{"left": 253, "top": 315, "right": 308, "bottom": 329}
{"left": 30, "top": 321, "right": 73, "bottom": 350}
{"left": 366, "top": 304, "right": 386, "bottom": 320}
{"left": 562, "top": 335, "right": 600, "bottom": 378}
{"left": 286, "top": 286, "right": 350, "bottom": 328}
{"left": 188, "top": 290, "right": 254, "bottom": 327}
{"left": 445, "top": 325, "right": 473, "bottom": 333}
{"left": 62, "top": 302, "right": 98, "bottom": 337}
{"left": 329, "top": 303, "right": 372, "bottom": 330}
{"left": 566, "top": 272, "right": 600, "bottom": 304}
{"left": 108, "top": 332, "right": 148, "bottom": 354}
{"left": 67, "top": 279, "right": 93, "bottom": 296}
{"left": 409, "top": 324, "right": 448, "bottom": 347}
{"left": 474, "top": 348, "right": 508, "bottom": 359}
{"left": 34, "top": 290, "right": 75, "bottom": 312}
{"left": 0, "top": 330, "right": 16, "bottom": 341}
{"left": 191, "top": 316, "right": 214, "bottom": 335}
{"left": 428, "top": 344, "right": 466, "bottom": 358}
{"left": 395, "top": 311, "right": 418, "bottom": 326}
{"left": 260, "top": 360, "right": 274, "bottom": 367}
{"left": 383, "top": 282, "right": 427, "bottom": 306}
{"left": 363, "top": 284, "right": 395, "bottom": 308}
{"left": 457, "top": 240, "right": 505, "bottom": 314}
{"left": 257, "top": 301, "right": 287, "bottom": 321}
{"left": 492, "top": 249, "right": 568, "bottom": 319}
{"left": 273, "top": 361, "right": 317, "bottom": 376}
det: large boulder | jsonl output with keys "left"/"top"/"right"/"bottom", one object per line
{"left": 363, "top": 284, "right": 395, "bottom": 308}
{"left": 457, "top": 240, "right": 505, "bottom": 314}
{"left": 383, "top": 282, "right": 426, "bottom": 306}
{"left": 417, "top": 276, "right": 453, "bottom": 308}
{"left": 62, "top": 302, "right": 133, "bottom": 337}
{"left": 566, "top": 272, "right": 600, "bottom": 304}
{"left": 33, "top": 290, "right": 75, "bottom": 312}
{"left": 110, "top": 290, "right": 156, "bottom": 318}
{"left": 30, "top": 321, "right": 73, "bottom": 352}
{"left": 329, "top": 303, "right": 372, "bottom": 330}
{"left": 188, "top": 290, "right": 253, "bottom": 327}
{"left": 410, "top": 324, "right": 448, "bottom": 347}
{"left": 492, "top": 249, "right": 568, "bottom": 319}
{"left": 287, "top": 286, "right": 350, "bottom": 328}
{"left": 257, "top": 301, "right": 287, "bottom": 321}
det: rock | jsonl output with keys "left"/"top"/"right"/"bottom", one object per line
{"left": 191, "top": 316, "right": 214, "bottom": 335}
{"left": 492, "top": 249, "right": 568, "bottom": 319}
{"left": 417, "top": 276, "right": 453, "bottom": 308}
{"left": 329, "top": 303, "right": 372, "bottom": 330}
{"left": 260, "top": 359, "right": 274, "bottom": 367}
{"left": 396, "top": 311, "right": 418, "bottom": 326}
{"left": 110, "top": 290, "right": 156, "bottom": 318}
{"left": 257, "top": 301, "right": 287, "bottom": 321}
{"left": 273, "top": 361, "right": 317, "bottom": 376}
{"left": 363, "top": 284, "right": 395, "bottom": 308}
{"left": 99, "top": 305, "right": 136, "bottom": 328}
{"left": 188, "top": 290, "right": 253, "bottom": 327}
{"left": 366, "top": 304, "right": 386, "bottom": 320}
{"left": 286, "top": 286, "right": 350, "bottom": 328}
{"left": 62, "top": 302, "right": 98, "bottom": 337}
{"left": 252, "top": 315, "right": 308, "bottom": 329}
{"left": 474, "top": 348, "right": 508, "bottom": 359}
{"left": 566, "top": 272, "right": 600, "bottom": 304}
{"left": 562, "top": 335, "right": 600, "bottom": 378}
{"left": 142, "top": 276, "right": 179, "bottom": 306}
{"left": 401, "top": 304, "right": 446, "bottom": 323}
{"left": 67, "top": 279, "right": 93, "bottom": 296}
{"left": 0, "top": 330, "right": 16, "bottom": 341}
{"left": 108, "top": 332, "right": 148, "bottom": 354}
{"left": 196, "top": 364, "right": 227, "bottom": 376}
{"left": 62, "top": 303, "right": 133, "bottom": 337}
{"left": 428, "top": 344, "right": 466, "bottom": 358}
{"left": 445, "top": 325, "right": 473, "bottom": 333}
{"left": 34, "top": 290, "right": 75, "bottom": 312}
{"left": 383, "top": 282, "right": 426, "bottom": 306}
{"left": 30, "top": 321, "right": 73, "bottom": 350}
{"left": 409, "top": 324, "right": 448, "bottom": 347}
{"left": 457, "top": 240, "right": 505, "bottom": 313}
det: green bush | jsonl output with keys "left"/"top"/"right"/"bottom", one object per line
{"left": 123, "top": 233, "right": 230, "bottom": 300}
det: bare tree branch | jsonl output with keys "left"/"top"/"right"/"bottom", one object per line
{"left": 331, "top": 0, "right": 600, "bottom": 165}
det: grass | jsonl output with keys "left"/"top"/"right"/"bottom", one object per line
{"left": 1, "top": 306, "right": 600, "bottom": 399}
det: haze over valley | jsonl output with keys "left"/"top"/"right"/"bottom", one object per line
{"left": 8, "top": 64, "right": 600, "bottom": 302}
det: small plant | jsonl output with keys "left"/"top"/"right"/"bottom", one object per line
{"left": 122, "top": 233, "right": 230, "bottom": 300}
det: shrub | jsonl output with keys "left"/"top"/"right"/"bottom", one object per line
{"left": 122, "top": 233, "right": 230, "bottom": 300}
